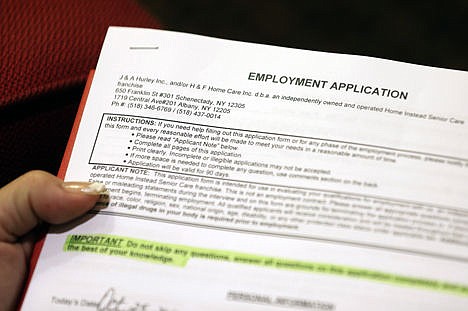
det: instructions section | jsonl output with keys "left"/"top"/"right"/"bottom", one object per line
{"left": 91, "top": 113, "right": 467, "bottom": 183}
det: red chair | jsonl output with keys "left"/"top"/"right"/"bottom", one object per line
{"left": 0, "top": 0, "right": 160, "bottom": 186}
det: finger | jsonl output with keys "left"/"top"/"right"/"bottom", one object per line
{"left": 0, "top": 170, "right": 107, "bottom": 243}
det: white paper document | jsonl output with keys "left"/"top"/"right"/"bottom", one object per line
{"left": 22, "top": 27, "right": 468, "bottom": 310}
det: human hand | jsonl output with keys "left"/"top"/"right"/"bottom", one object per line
{"left": 0, "top": 171, "right": 106, "bottom": 310}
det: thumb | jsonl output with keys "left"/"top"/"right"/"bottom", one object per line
{"left": 0, "top": 170, "right": 107, "bottom": 243}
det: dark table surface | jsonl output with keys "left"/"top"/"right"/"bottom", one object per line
{"left": 141, "top": 0, "right": 468, "bottom": 71}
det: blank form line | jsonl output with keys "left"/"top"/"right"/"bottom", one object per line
{"left": 129, "top": 46, "right": 159, "bottom": 50}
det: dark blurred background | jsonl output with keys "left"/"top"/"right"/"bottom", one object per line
{"left": 140, "top": 0, "right": 468, "bottom": 71}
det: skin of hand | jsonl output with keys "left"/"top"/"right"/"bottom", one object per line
{"left": 0, "top": 171, "right": 104, "bottom": 310}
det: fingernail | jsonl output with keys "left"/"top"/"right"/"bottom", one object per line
{"left": 63, "top": 182, "right": 108, "bottom": 195}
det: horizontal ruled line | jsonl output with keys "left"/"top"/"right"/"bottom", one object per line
{"left": 129, "top": 46, "right": 159, "bottom": 50}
